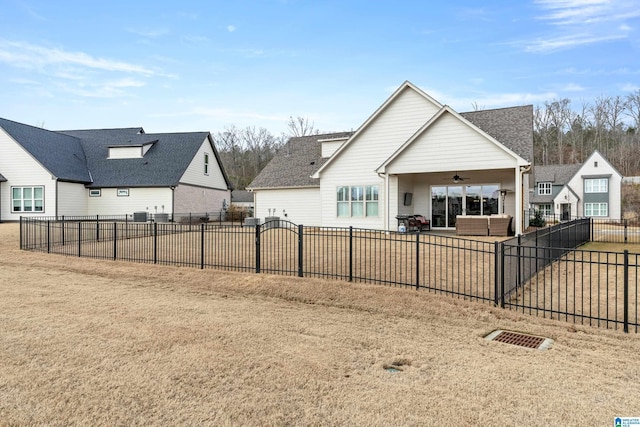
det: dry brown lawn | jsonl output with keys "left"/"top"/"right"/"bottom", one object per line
{"left": 2, "top": 222, "right": 640, "bottom": 426}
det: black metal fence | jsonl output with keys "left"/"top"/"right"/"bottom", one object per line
{"left": 19, "top": 216, "right": 640, "bottom": 333}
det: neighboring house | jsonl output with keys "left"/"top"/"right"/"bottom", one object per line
{"left": 249, "top": 81, "right": 534, "bottom": 234}
{"left": 231, "top": 190, "right": 254, "bottom": 211}
{"left": 0, "top": 117, "right": 232, "bottom": 221}
{"left": 530, "top": 150, "right": 622, "bottom": 220}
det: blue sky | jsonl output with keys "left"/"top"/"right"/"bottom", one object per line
{"left": 0, "top": 0, "right": 638, "bottom": 135}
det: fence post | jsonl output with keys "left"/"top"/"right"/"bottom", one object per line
{"left": 255, "top": 223, "right": 261, "bottom": 273}
{"left": 415, "top": 232, "right": 420, "bottom": 290}
{"left": 624, "top": 249, "right": 629, "bottom": 333}
{"left": 47, "top": 220, "right": 51, "bottom": 254}
{"left": 500, "top": 242, "right": 505, "bottom": 308}
{"left": 298, "top": 224, "right": 304, "bottom": 277}
{"left": 348, "top": 226, "right": 353, "bottom": 282}
{"left": 494, "top": 241, "right": 499, "bottom": 306}
{"left": 96, "top": 216, "right": 100, "bottom": 242}
{"left": 113, "top": 222, "right": 117, "bottom": 261}
{"left": 78, "top": 221, "right": 81, "bottom": 257}
{"left": 516, "top": 234, "right": 522, "bottom": 288}
{"left": 153, "top": 222, "right": 158, "bottom": 264}
{"left": 201, "top": 223, "right": 205, "bottom": 269}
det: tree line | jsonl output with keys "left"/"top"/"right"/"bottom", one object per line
{"left": 534, "top": 90, "right": 640, "bottom": 176}
{"left": 215, "top": 92, "right": 640, "bottom": 190}
{"left": 212, "top": 117, "right": 317, "bottom": 190}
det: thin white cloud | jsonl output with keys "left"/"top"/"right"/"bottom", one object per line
{"left": 520, "top": 0, "right": 639, "bottom": 52}
{"left": 227, "top": 25, "right": 236, "bottom": 32}
{"left": 562, "top": 83, "right": 586, "bottom": 91}
{"left": 0, "top": 40, "right": 156, "bottom": 75}
{"left": 424, "top": 88, "right": 557, "bottom": 110}
{"left": 523, "top": 33, "right": 626, "bottom": 52}
{"left": 621, "top": 83, "right": 640, "bottom": 92}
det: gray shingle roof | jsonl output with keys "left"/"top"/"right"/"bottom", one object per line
{"left": 61, "top": 129, "right": 230, "bottom": 188}
{"left": 248, "top": 132, "right": 353, "bottom": 189}
{"left": 461, "top": 105, "right": 533, "bottom": 162}
{"left": 533, "top": 164, "right": 582, "bottom": 185}
{"left": 231, "top": 190, "right": 254, "bottom": 203}
{"left": 0, "top": 117, "right": 91, "bottom": 182}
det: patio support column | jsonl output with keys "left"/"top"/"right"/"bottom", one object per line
{"left": 384, "top": 173, "right": 389, "bottom": 231}
{"left": 515, "top": 166, "right": 524, "bottom": 235}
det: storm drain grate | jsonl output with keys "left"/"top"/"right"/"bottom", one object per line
{"left": 485, "top": 330, "right": 553, "bottom": 350}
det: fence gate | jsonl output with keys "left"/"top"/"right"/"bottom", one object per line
{"left": 257, "top": 220, "right": 302, "bottom": 276}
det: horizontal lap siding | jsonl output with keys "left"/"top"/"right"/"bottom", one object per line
{"left": 255, "top": 188, "right": 321, "bottom": 226}
{"left": 0, "top": 128, "right": 57, "bottom": 219}
{"left": 386, "top": 113, "right": 517, "bottom": 174}
{"left": 320, "top": 88, "right": 440, "bottom": 229}
{"left": 57, "top": 182, "right": 88, "bottom": 216}
{"left": 88, "top": 187, "right": 172, "bottom": 216}
{"left": 180, "top": 137, "right": 228, "bottom": 190}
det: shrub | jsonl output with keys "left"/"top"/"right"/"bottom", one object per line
{"left": 529, "top": 210, "right": 546, "bottom": 227}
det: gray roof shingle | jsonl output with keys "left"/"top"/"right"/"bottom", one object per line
{"left": 248, "top": 132, "right": 353, "bottom": 189}
{"left": 61, "top": 129, "right": 227, "bottom": 188}
{"left": 0, "top": 117, "right": 91, "bottom": 182}
{"left": 0, "top": 172, "right": 6, "bottom": 182}
{"left": 533, "top": 164, "right": 582, "bottom": 185}
{"left": 231, "top": 190, "right": 254, "bottom": 203}
{"left": 461, "top": 105, "right": 533, "bottom": 162}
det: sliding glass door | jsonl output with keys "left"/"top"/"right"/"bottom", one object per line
{"left": 431, "top": 184, "right": 499, "bottom": 228}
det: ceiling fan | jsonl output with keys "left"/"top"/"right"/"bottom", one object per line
{"left": 452, "top": 172, "right": 469, "bottom": 183}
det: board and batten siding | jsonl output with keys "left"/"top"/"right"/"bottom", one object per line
{"left": 385, "top": 112, "right": 519, "bottom": 175}
{"left": 254, "top": 188, "right": 321, "bottom": 226}
{"left": 87, "top": 187, "right": 172, "bottom": 216}
{"left": 319, "top": 87, "right": 441, "bottom": 229}
{"left": 57, "top": 181, "right": 88, "bottom": 216}
{"left": 180, "top": 137, "right": 228, "bottom": 190}
{"left": 0, "top": 128, "right": 58, "bottom": 220}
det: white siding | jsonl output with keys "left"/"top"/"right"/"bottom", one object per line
{"left": 0, "top": 128, "right": 57, "bottom": 220}
{"left": 87, "top": 187, "right": 172, "bottom": 216}
{"left": 321, "top": 140, "right": 344, "bottom": 158}
{"left": 108, "top": 146, "right": 142, "bottom": 159}
{"left": 319, "top": 87, "right": 440, "bottom": 229}
{"left": 386, "top": 112, "right": 518, "bottom": 174}
{"left": 567, "top": 151, "right": 623, "bottom": 219}
{"left": 254, "top": 188, "right": 321, "bottom": 226}
{"left": 180, "top": 137, "right": 228, "bottom": 190}
{"left": 57, "top": 181, "right": 88, "bottom": 216}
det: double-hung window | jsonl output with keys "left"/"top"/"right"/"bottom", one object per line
{"left": 337, "top": 185, "right": 379, "bottom": 217}
{"left": 585, "top": 178, "right": 607, "bottom": 193}
{"left": 12, "top": 186, "right": 44, "bottom": 212}
{"left": 585, "top": 203, "right": 608, "bottom": 217}
{"left": 538, "top": 182, "right": 551, "bottom": 195}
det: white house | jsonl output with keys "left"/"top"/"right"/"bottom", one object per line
{"left": 0, "top": 118, "right": 232, "bottom": 221}
{"left": 249, "top": 81, "right": 534, "bottom": 234}
{"left": 530, "top": 150, "right": 623, "bottom": 221}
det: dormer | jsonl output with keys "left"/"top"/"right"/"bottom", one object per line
{"left": 319, "top": 136, "right": 350, "bottom": 158}
{"left": 108, "top": 140, "right": 158, "bottom": 159}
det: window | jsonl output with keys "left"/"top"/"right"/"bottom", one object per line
{"left": 204, "top": 153, "right": 209, "bottom": 175}
{"left": 539, "top": 204, "right": 553, "bottom": 216}
{"left": 585, "top": 178, "right": 607, "bottom": 193}
{"left": 336, "top": 185, "right": 379, "bottom": 217}
{"left": 585, "top": 202, "right": 608, "bottom": 217}
{"left": 89, "top": 189, "right": 101, "bottom": 197}
{"left": 538, "top": 182, "right": 552, "bottom": 195}
{"left": 117, "top": 188, "right": 129, "bottom": 197}
{"left": 12, "top": 186, "right": 44, "bottom": 212}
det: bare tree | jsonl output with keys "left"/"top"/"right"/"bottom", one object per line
{"left": 287, "top": 116, "right": 317, "bottom": 137}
